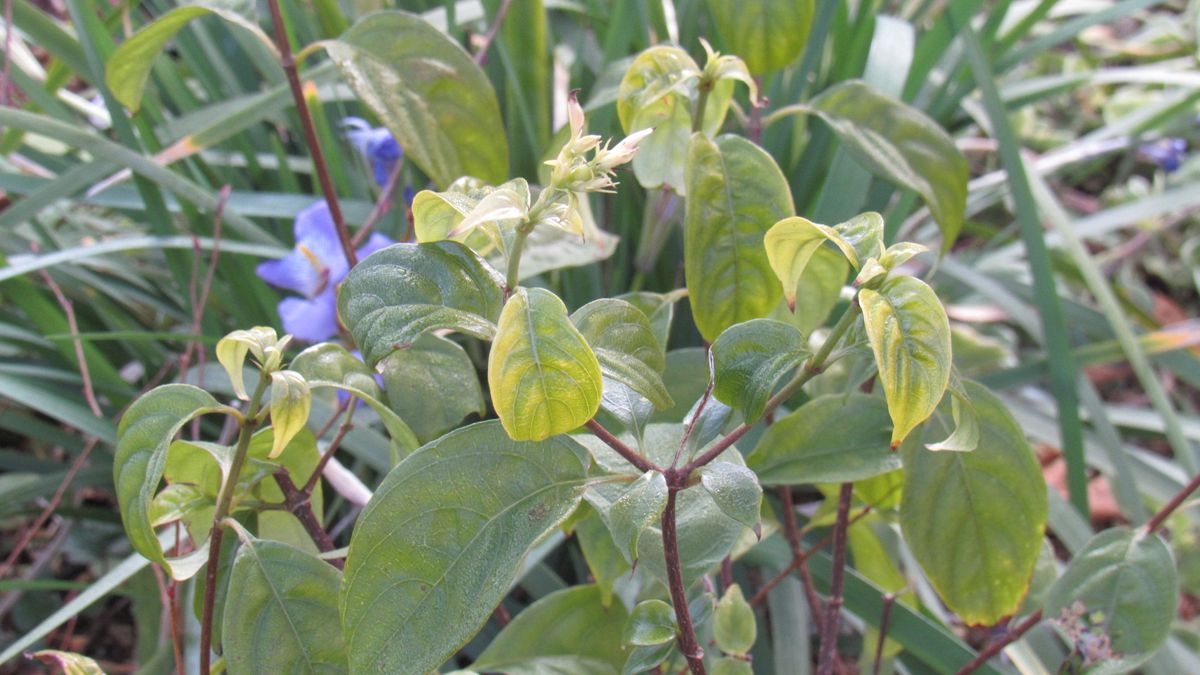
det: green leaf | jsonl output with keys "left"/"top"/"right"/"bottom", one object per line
{"left": 925, "top": 379, "right": 981, "bottom": 453}
{"left": 28, "top": 650, "right": 105, "bottom": 674}
{"left": 489, "top": 287, "right": 603, "bottom": 441}
{"left": 684, "top": 134, "right": 793, "bottom": 342}
{"left": 326, "top": 10, "right": 508, "bottom": 187}
{"left": 115, "top": 384, "right": 237, "bottom": 576}
{"left": 380, "top": 334, "right": 486, "bottom": 444}
{"left": 711, "top": 319, "right": 809, "bottom": 423}
{"left": 705, "top": 0, "right": 814, "bottom": 74}
{"left": 712, "top": 657, "right": 754, "bottom": 675}
{"left": 222, "top": 524, "right": 347, "bottom": 674}
{"left": 832, "top": 212, "right": 885, "bottom": 266}
{"left": 764, "top": 217, "right": 851, "bottom": 312}
{"left": 808, "top": 81, "right": 968, "bottom": 251}
{"left": 747, "top": 394, "right": 900, "bottom": 484}
{"left": 216, "top": 326, "right": 280, "bottom": 400}
{"left": 472, "top": 585, "right": 630, "bottom": 674}
{"left": 573, "top": 507, "right": 631, "bottom": 607}
{"left": 600, "top": 381, "right": 656, "bottom": 443}
{"left": 900, "top": 382, "right": 1048, "bottom": 626}
{"left": 617, "top": 290, "right": 687, "bottom": 349}
{"left": 289, "top": 343, "right": 383, "bottom": 402}
{"left": 572, "top": 299, "right": 672, "bottom": 410}
{"left": 698, "top": 462, "right": 762, "bottom": 531}
{"left": 624, "top": 599, "right": 677, "bottom": 647}
{"left": 1045, "top": 527, "right": 1178, "bottom": 674}
{"left": 106, "top": 0, "right": 274, "bottom": 111}
{"left": 340, "top": 421, "right": 590, "bottom": 674}
{"left": 714, "top": 584, "right": 757, "bottom": 656}
{"left": 617, "top": 46, "right": 702, "bottom": 192}
{"left": 859, "top": 276, "right": 952, "bottom": 447}
{"left": 268, "top": 370, "right": 311, "bottom": 459}
{"left": 338, "top": 241, "right": 505, "bottom": 367}
{"left": 599, "top": 470, "right": 668, "bottom": 564}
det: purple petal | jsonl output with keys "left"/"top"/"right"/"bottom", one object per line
{"left": 256, "top": 251, "right": 323, "bottom": 297}
{"left": 356, "top": 233, "right": 394, "bottom": 261}
{"left": 277, "top": 288, "right": 340, "bottom": 343}
{"left": 294, "top": 202, "right": 350, "bottom": 283}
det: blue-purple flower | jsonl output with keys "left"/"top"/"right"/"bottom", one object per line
{"left": 256, "top": 201, "right": 392, "bottom": 342}
{"left": 1139, "top": 138, "right": 1188, "bottom": 173}
{"left": 343, "top": 117, "right": 404, "bottom": 187}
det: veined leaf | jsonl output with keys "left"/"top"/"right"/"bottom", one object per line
{"left": 115, "top": 384, "right": 237, "bottom": 576}
{"left": 326, "top": 11, "right": 508, "bottom": 187}
{"left": 268, "top": 370, "right": 311, "bottom": 459}
{"left": 711, "top": 318, "right": 809, "bottom": 423}
{"left": 572, "top": 298, "right": 672, "bottom": 410}
{"left": 1045, "top": 527, "right": 1178, "bottom": 674}
{"left": 617, "top": 46, "right": 701, "bottom": 192}
{"left": 338, "top": 241, "right": 505, "bottom": 367}
{"left": 900, "top": 382, "right": 1047, "bottom": 626}
{"left": 340, "top": 421, "right": 590, "bottom": 674}
{"left": 380, "top": 334, "right": 486, "bottom": 444}
{"left": 714, "top": 584, "right": 757, "bottom": 656}
{"left": 472, "top": 585, "right": 629, "bottom": 674}
{"left": 106, "top": 0, "right": 274, "bottom": 111}
{"left": 624, "top": 599, "right": 677, "bottom": 646}
{"left": 489, "top": 287, "right": 603, "bottom": 441}
{"left": 747, "top": 393, "right": 900, "bottom": 484}
{"left": 808, "top": 81, "right": 967, "bottom": 251}
{"left": 617, "top": 290, "right": 688, "bottom": 349}
{"left": 698, "top": 462, "right": 763, "bottom": 530}
{"left": 684, "top": 134, "right": 793, "bottom": 342}
{"left": 222, "top": 524, "right": 347, "bottom": 673}
{"left": 925, "top": 378, "right": 981, "bottom": 453}
{"left": 573, "top": 507, "right": 631, "bottom": 606}
{"left": 860, "top": 275, "right": 952, "bottom": 447}
{"left": 599, "top": 470, "right": 668, "bottom": 564}
{"left": 706, "top": 0, "right": 814, "bottom": 74}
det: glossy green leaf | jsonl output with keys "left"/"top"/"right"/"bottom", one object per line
{"left": 712, "top": 657, "right": 754, "bottom": 675}
{"left": 763, "top": 217, "right": 852, "bottom": 311}
{"left": 747, "top": 394, "right": 900, "bottom": 484}
{"left": 573, "top": 507, "right": 631, "bottom": 606}
{"left": 572, "top": 298, "right": 672, "bottom": 410}
{"left": 900, "top": 382, "right": 1047, "bottom": 626}
{"left": 808, "top": 81, "right": 967, "bottom": 251}
{"left": 106, "top": 0, "right": 273, "bottom": 111}
{"left": 698, "top": 462, "right": 762, "bottom": 531}
{"left": 714, "top": 584, "right": 757, "bottom": 656}
{"left": 338, "top": 241, "right": 505, "bottom": 367}
{"left": 624, "top": 599, "right": 677, "bottom": 646}
{"left": 600, "top": 470, "right": 668, "bottom": 564}
{"left": 1045, "top": 527, "right": 1178, "bottom": 674}
{"left": 617, "top": 290, "right": 687, "bottom": 349}
{"left": 925, "top": 379, "right": 981, "bottom": 453}
{"left": 684, "top": 134, "right": 793, "bottom": 341}
{"left": 711, "top": 318, "right": 808, "bottom": 423}
{"left": 340, "top": 421, "right": 590, "bottom": 673}
{"left": 268, "top": 370, "right": 311, "bottom": 459}
{"left": 222, "top": 524, "right": 347, "bottom": 674}
{"left": 115, "top": 384, "right": 237, "bottom": 576}
{"left": 623, "top": 642, "right": 675, "bottom": 674}
{"left": 489, "top": 287, "right": 603, "bottom": 441}
{"left": 705, "top": 0, "right": 815, "bottom": 73}
{"left": 832, "top": 212, "right": 885, "bottom": 266}
{"left": 600, "top": 381, "right": 655, "bottom": 443}
{"left": 380, "top": 333, "right": 486, "bottom": 444}
{"left": 472, "top": 585, "right": 629, "bottom": 674}
{"left": 860, "top": 275, "right": 952, "bottom": 447}
{"left": 617, "top": 46, "right": 701, "bottom": 192}
{"left": 775, "top": 245, "right": 848, "bottom": 336}
{"left": 326, "top": 10, "right": 508, "bottom": 187}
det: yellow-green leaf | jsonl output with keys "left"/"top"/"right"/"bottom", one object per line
{"left": 859, "top": 276, "right": 951, "bottom": 447}
{"left": 489, "top": 288, "right": 603, "bottom": 441}
{"left": 268, "top": 370, "right": 311, "bottom": 459}
{"left": 705, "top": 0, "right": 815, "bottom": 74}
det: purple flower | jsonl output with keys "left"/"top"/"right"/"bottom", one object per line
{"left": 256, "top": 201, "right": 392, "bottom": 342}
{"left": 1139, "top": 138, "right": 1188, "bottom": 173}
{"left": 343, "top": 117, "right": 404, "bottom": 187}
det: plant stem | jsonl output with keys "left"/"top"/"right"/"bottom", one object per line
{"left": 504, "top": 226, "right": 531, "bottom": 299}
{"left": 199, "top": 377, "right": 268, "bottom": 675}
{"left": 1144, "top": 470, "right": 1200, "bottom": 534}
{"left": 816, "top": 483, "right": 853, "bottom": 675}
{"left": 954, "top": 610, "right": 1043, "bottom": 675}
{"left": 585, "top": 419, "right": 660, "bottom": 474}
{"left": 662, "top": 490, "right": 706, "bottom": 674}
{"left": 683, "top": 302, "right": 861, "bottom": 474}
{"left": 692, "top": 82, "right": 711, "bottom": 134}
{"left": 266, "top": 0, "right": 356, "bottom": 269}
{"left": 873, "top": 593, "right": 897, "bottom": 675}
{"left": 274, "top": 467, "right": 341, "bottom": 565}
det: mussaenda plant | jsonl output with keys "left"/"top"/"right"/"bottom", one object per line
{"left": 83, "top": 4, "right": 1197, "bottom": 675}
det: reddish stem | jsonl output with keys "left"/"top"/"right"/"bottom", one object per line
{"left": 954, "top": 610, "right": 1043, "bottom": 675}
{"left": 1145, "top": 470, "right": 1200, "bottom": 534}
{"left": 662, "top": 489, "right": 706, "bottom": 674}
{"left": 816, "top": 483, "right": 853, "bottom": 675}
{"left": 585, "top": 419, "right": 660, "bottom": 474}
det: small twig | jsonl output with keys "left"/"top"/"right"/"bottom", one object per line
{"left": 0, "top": 438, "right": 98, "bottom": 579}
{"left": 151, "top": 565, "right": 185, "bottom": 675}
{"left": 661, "top": 490, "right": 706, "bottom": 675}
{"left": 473, "top": 0, "right": 514, "bottom": 66}
{"left": 585, "top": 419, "right": 660, "bottom": 474}
{"left": 36, "top": 264, "right": 101, "bottom": 417}
{"left": 873, "top": 593, "right": 897, "bottom": 675}
{"left": 302, "top": 405, "right": 356, "bottom": 495}
{"left": 274, "top": 467, "right": 341, "bottom": 566}
{"left": 674, "top": 348, "right": 714, "bottom": 467}
{"left": 954, "top": 610, "right": 1044, "bottom": 675}
{"left": 352, "top": 158, "right": 406, "bottom": 248}
{"left": 266, "top": 0, "right": 357, "bottom": 269}
{"left": 1144, "top": 470, "right": 1200, "bottom": 534}
{"left": 816, "top": 483, "right": 854, "bottom": 675}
